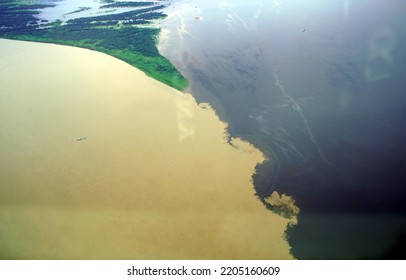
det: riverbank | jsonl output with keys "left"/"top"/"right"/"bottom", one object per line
{"left": 0, "top": 1, "right": 188, "bottom": 91}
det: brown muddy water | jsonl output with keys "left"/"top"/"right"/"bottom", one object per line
{"left": 0, "top": 39, "right": 295, "bottom": 259}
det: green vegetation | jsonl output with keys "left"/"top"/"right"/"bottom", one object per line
{"left": 64, "top": 7, "right": 92, "bottom": 16}
{"left": 0, "top": 1, "right": 188, "bottom": 91}
{"left": 100, "top": 1, "right": 155, "bottom": 9}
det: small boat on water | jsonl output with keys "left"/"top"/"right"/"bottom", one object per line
{"left": 76, "top": 137, "right": 87, "bottom": 142}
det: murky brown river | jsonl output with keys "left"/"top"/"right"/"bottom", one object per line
{"left": 0, "top": 39, "right": 294, "bottom": 259}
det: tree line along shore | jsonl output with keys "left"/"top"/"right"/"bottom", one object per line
{"left": 0, "top": 1, "right": 188, "bottom": 91}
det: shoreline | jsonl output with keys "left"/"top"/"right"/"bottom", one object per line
{"left": 0, "top": 1, "right": 188, "bottom": 91}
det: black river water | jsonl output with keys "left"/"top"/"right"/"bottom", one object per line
{"left": 159, "top": 0, "right": 406, "bottom": 259}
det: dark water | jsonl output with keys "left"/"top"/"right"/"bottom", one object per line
{"left": 160, "top": 0, "right": 406, "bottom": 259}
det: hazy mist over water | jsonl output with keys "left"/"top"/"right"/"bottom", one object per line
{"left": 159, "top": 0, "right": 406, "bottom": 258}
